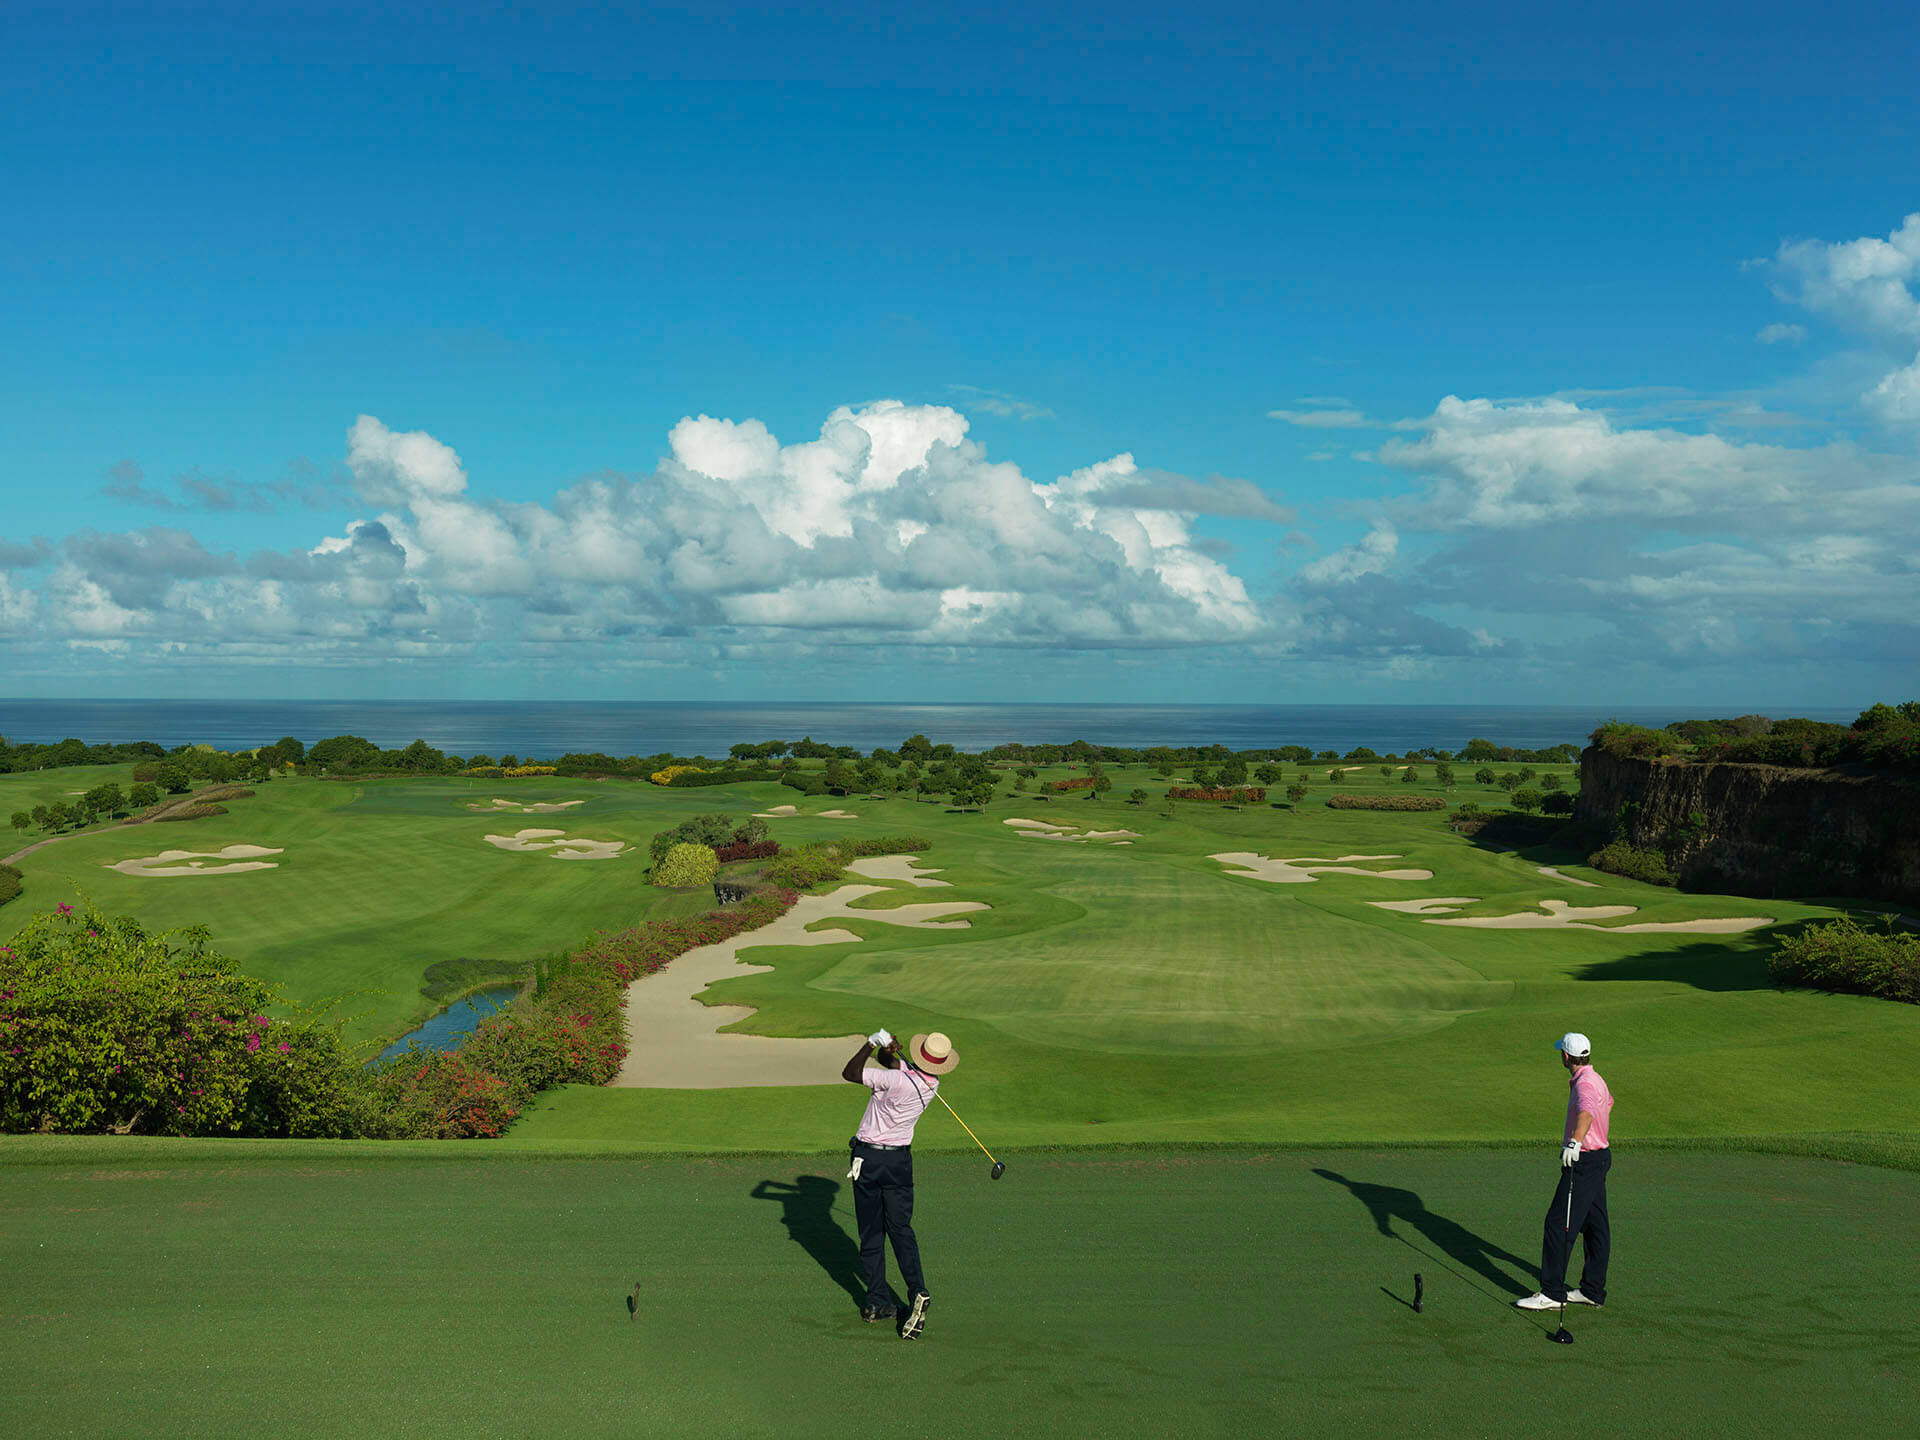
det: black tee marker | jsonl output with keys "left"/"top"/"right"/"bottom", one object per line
{"left": 1412, "top": 1274, "right": 1423, "bottom": 1313}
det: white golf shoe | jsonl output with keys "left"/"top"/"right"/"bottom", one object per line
{"left": 1566, "top": 1289, "right": 1603, "bottom": 1307}
{"left": 1513, "top": 1292, "right": 1565, "bottom": 1311}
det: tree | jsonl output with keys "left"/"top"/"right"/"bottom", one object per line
{"left": 1093, "top": 774, "right": 1113, "bottom": 801}
{"left": 85, "top": 783, "right": 125, "bottom": 818}
{"left": 1013, "top": 774, "right": 1029, "bottom": 792}
{"left": 9, "top": 811, "right": 28, "bottom": 834}
{"left": 46, "top": 801, "right": 74, "bottom": 831}
{"left": 1191, "top": 766, "right": 1215, "bottom": 788}
{"left": 129, "top": 782, "right": 160, "bottom": 809}
{"left": 899, "top": 733, "right": 934, "bottom": 762}
{"left": 1510, "top": 788, "right": 1544, "bottom": 813}
{"left": 156, "top": 762, "right": 192, "bottom": 795}
{"left": 1473, "top": 767, "right": 1496, "bottom": 786}
{"left": 30, "top": 805, "right": 50, "bottom": 831}
{"left": 1218, "top": 758, "right": 1248, "bottom": 787}
{"left": 1155, "top": 762, "right": 1175, "bottom": 779}
{"left": 1128, "top": 788, "right": 1148, "bottom": 805}
{"left": 1541, "top": 792, "right": 1575, "bottom": 815}
{"left": 1401, "top": 767, "right": 1418, "bottom": 784}
{"left": 1328, "top": 769, "right": 1346, "bottom": 784}
{"left": 1254, "top": 763, "right": 1283, "bottom": 786}
{"left": 1380, "top": 766, "right": 1393, "bottom": 778}
{"left": 1541, "top": 773, "right": 1562, "bottom": 791}
{"left": 1286, "top": 783, "right": 1309, "bottom": 806}
{"left": 1434, "top": 762, "right": 1455, "bottom": 788}
{"left": 1499, "top": 772, "right": 1523, "bottom": 793}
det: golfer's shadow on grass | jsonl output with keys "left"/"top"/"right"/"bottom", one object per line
{"left": 1314, "top": 1169, "right": 1534, "bottom": 1298}
{"left": 751, "top": 1175, "right": 873, "bottom": 1310}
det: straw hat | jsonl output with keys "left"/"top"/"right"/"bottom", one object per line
{"left": 909, "top": 1032, "right": 958, "bottom": 1075}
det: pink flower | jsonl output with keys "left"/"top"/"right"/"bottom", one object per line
{"left": 246, "top": 1035, "right": 262, "bottom": 1053}
{"left": 276, "top": 1042, "right": 290, "bottom": 1054}
{"left": 58, "top": 903, "right": 73, "bottom": 915}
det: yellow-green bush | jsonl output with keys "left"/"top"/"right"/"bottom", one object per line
{"left": 653, "top": 842, "right": 719, "bottom": 887}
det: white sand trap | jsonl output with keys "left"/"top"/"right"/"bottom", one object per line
{"left": 109, "top": 845, "right": 285, "bottom": 877}
{"left": 615, "top": 870, "right": 990, "bottom": 1088}
{"left": 1396, "top": 897, "right": 1774, "bottom": 933}
{"left": 753, "top": 804, "right": 800, "bottom": 818}
{"left": 1368, "top": 897, "right": 1483, "bottom": 916}
{"left": 1004, "top": 817, "right": 1139, "bottom": 843}
{"left": 1538, "top": 865, "right": 1601, "bottom": 888}
{"left": 1211, "top": 852, "right": 1435, "bottom": 884}
{"left": 483, "top": 828, "right": 628, "bottom": 861}
{"left": 818, "top": 809, "right": 859, "bottom": 819}
{"left": 467, "top": 797, "right": 585, "bottom": 814}
{"left": 847, "top": 856, "right": 950, "bottom": 887}
{"left": 1005, "top": 817, "right": 1074, "bottom": 832}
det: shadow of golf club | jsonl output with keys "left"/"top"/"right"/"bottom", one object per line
{"left": 1314, "top": 1168, "right": 1540, "bottom": 1312}
{"left": 1379, "top": 1284, "right": 1417, "bottom": 1312}
{"left": 750, "top": 1174, "right": 873, "bottom": 1309}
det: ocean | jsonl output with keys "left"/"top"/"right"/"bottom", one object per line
{"left": 0, "top": 700, "right": 1863, "bottom": 758}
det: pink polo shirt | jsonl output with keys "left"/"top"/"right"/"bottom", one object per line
{"left": 857, "top": 1065, "right": 937, "bottom": 1145}
{"left": 1565, "top": 1064, "right": 1613, "bottom": 1150}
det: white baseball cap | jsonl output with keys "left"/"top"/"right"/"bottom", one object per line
{"left": 1555, "top": 1032, "right": 1592, "bottom": 1059}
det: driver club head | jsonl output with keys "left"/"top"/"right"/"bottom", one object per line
{"left": 1548, "top": 1325, "right": 1574, "bottom": 1345}
{"left": 990, "top": 1161, "right": 1006, "bottom": 1180}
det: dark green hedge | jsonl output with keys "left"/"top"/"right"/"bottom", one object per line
{"left": 1770, "top": 918, "right": 1920, "bottom": 1004}
{"left": 1326, "top": 795, "right": 1445, "bottom": 811}
{"left": 0, "top": 864, "right": 21, "bottom": 908}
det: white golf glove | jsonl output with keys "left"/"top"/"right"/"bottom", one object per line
{"left": 867, "top": 1029, "right": 893, "bottom": 1049}
{"left": 1561, "top": 1140, "right": 1581, "bottom": 1168}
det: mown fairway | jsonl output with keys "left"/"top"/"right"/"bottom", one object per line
{"left": 5, "top": 764, "right": 1919, "bottom": 1148}
{"left": 3, "top": 1139, "right": 1916, "bottom": 1439}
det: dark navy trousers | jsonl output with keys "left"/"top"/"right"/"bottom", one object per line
{"left": 1540, "top": 1147, "right": 1611, "bottom": 1303}
{"left": 851, "top": 1141, "right": 927, "bottom": 1307}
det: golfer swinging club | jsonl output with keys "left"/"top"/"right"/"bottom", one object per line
{"left": 1517, "top": 1031, "right": 1614, "bottom": 1312}
{"left": 841, "top": 1028, "right": 957, "bottom": 1340}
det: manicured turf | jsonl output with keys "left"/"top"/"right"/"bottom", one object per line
{"left": 3, "top": 1139, "right": 1916, "bottom": 1438}
{"left": 6, "top": 765, "right": 1919, "bottom": 1150}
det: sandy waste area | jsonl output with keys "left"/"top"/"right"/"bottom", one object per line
{"left": 1210, "top": 852, "right": 1434, "bottom": 883}
{"left": 484, "top": 828, "right": 628, "bottom": 860}
{"left": 1369, "top": 896, "right": 1773, "bottom": 932}
{"left": 615, "top": 865, "right": 988, "bottom": 1088}
{"left": 109, "top": 845, "right": 285, "bottom": 877}
{"left": 1002, "top": 817, "right": 1138, "bottom": 843}
{"left": 467, "top": 797, "right": 585, "bottom": 814}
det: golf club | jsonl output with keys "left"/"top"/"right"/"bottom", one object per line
{"left": 902, "top": 1057, "right": 1006, "bottom": 1179}
{"left": 1549, "top": 1183, "right": 1575, "bottom": 1345}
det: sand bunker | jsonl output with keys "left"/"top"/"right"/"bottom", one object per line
{"left": 818, "top": 809, "right": 858, "bottom": 819}
{"left": 1537, "top": 865, "right": 1601, "bottom": 889}
{"left": 615, "top": 870, "right": 990, "bottom": 1088}
{"left": 1003, "top": 817, "right": 1140, "bottom": 843}
{"left": 847, "top": 856, "right": 951, "bottom": 887}
{"left": 1211, "top": 852, "right": 1434, "bottom": 884}
{"left": 1369, "top": 896, "right": 1774, "bottom": 933}
{"left": 466, "top": 797, "right": 585, "bottom": 814}
{"left": 483, "top": 828, "right": 628, "bottom": 860}
{"left": 109, "top": 845, "right": 284, "bottom": 877}
{"left": 753, "top": 804, "right": 799, "bottom": 817}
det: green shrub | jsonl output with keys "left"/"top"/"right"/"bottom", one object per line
{"left": 766, "top": 843, "right": 848, "bottom": 890}
{"left": 654, "top": 842, "right": 719, "bottom": 887}
{"left": 841, "top": 834, "right": 932, "bottom": 857}
{"left": 1768, "top": 917, "right": 1920, "bottom": 1004}
{"left": 1326, "top": 795, "right": 1445, "bottom": 811}
{"left": 0, "top": 903, "right": 369, "bottom": 1136}
{"left": 1587, "top": 840, "right": 1677, "bottom": 886}
{"left": 0, "top": 864, "right": 21, "bottom": 908}
{"left": 155, "top": 803, "right": 228, "bottom": 822}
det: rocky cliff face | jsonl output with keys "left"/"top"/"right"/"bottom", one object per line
{"left": 1576, "top": 747, "right": 1920, "bottom": 905}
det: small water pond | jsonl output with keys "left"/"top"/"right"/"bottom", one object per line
{"left": 373, "top": 985, "right": 519, "bottom": 1063}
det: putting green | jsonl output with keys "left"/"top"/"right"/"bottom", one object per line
{"left": 2, "top": 1139, "right": 1915, "bottom": 1438}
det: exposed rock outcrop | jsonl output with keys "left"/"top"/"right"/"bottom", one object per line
{"left": 1576, "top": 747, "right": 1920, "bottom": 905}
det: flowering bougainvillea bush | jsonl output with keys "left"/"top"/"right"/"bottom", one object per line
{"left": 1167, "top": 787, "right": 1268, "bottom": 803}
{"left": 1324, "top": 794, "right": 1444, "bottom": 811}
{"left": 0, "top": 903, "right": 375, "bottom": 1137}
{"left": 1047, "top": 776, "right": 1098, "bottom": 792}
{"left": 368, "top": 888, "right": 799, "bottom": 1138}
{"left": 713, "top": 839, "right": 781, "bottom": 864}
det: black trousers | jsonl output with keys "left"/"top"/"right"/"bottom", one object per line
{"left": 1540, "top": 1147, "right": 1611, "bottom": 1303}
{"left": 851, "top": 1141, "right": 926, "bottom": 1307}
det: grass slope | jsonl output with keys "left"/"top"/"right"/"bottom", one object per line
{"left": 2, "top": 1140, "right": 1915, "bottom": 1439}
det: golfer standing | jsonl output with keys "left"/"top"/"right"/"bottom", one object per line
{"left": 1517, "top": 1031, "right": 1613, "bottom": 1311}
{"left": 840, "top": 1028, "right": 958, "bottom": 1340}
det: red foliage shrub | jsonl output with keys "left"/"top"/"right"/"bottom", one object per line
{"left": 713, "top": 839, "right": 781, "bottom": 864}
{"left": 1166, "top": 787, "right": 1267, "bottom": 803}
{"left": 1047, "top": 777, "right": 1097, "bottom": 792}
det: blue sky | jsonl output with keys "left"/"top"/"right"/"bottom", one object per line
{"left": 3, "top": 0, "right": 1917, "bottom": 706}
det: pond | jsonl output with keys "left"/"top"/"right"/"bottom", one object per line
{"left": 373, "top": 985, "right": 519, "bottom": 1063}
